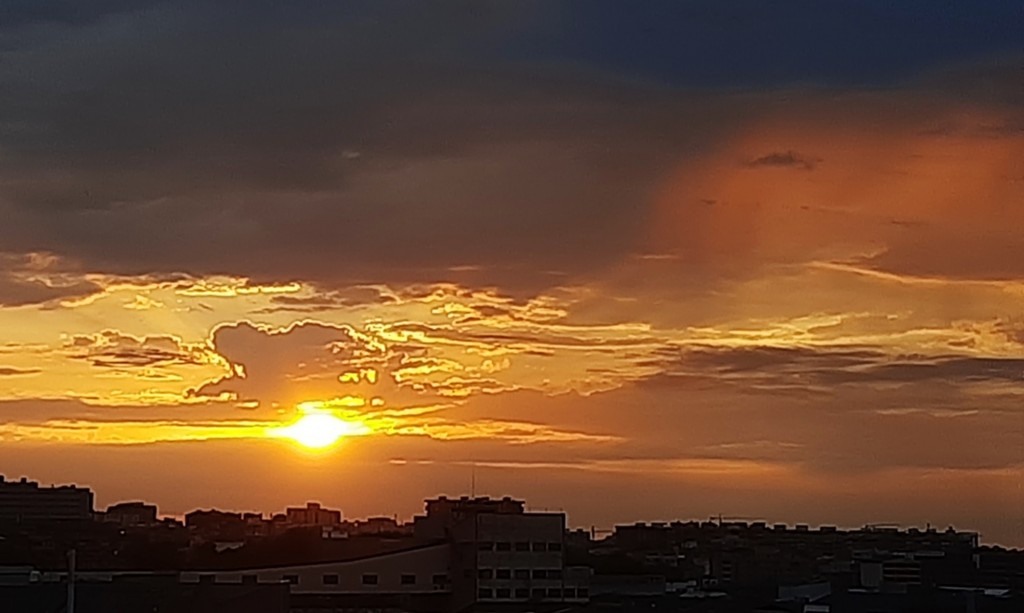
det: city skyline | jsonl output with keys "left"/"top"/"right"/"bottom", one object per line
{"left": 0, "top": 472, "right": 1006, "bottom": 549}
{"left": 1, "top": 1, "right": 1022, "bottom": 549}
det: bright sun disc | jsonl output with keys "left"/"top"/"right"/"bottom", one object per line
{"left": 273, "top": 412, "right": 368, "bottom": 449}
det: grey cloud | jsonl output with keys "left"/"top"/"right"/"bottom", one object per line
{"left": 661, "top": 345, "right": 1024, "bottom": 387}
{"left": 744, "top": 150, "right": 821, "bottom": 170}
{"left": 851, "top": 356, "right": 1024, "bottom": 385}
{"left": 0, "top": 274, "right": 101, "bottom": 308}
{"left": 0, "top": 1, "right": 685, "bottom": 291}
{"left": 66, "top": 330, "right": 209, "bottom": 369}
{"left": 255, "top": 287, "right": 397, "bottom": 314}
{"left": 0, "top": 252, "right": 104, "bottom": 307}
{"left": 0, "top": 3, "right": 1019, "bottom": 293}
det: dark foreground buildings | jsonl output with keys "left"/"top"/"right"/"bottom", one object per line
{"left": 1, "top": 474, "right": 1022, "bottom": 612}
{"left": 0, "top": 475, "right": 94, "bottom": 523}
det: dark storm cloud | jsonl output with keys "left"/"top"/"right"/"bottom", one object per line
{"left": 517, "top": 0, "right": 1022, "bottom": 88}
{"left": 0, "top": 1, "right": 1020, "bottom": 291}
{"left": 0, "top": 1, "right": 684, "bottom": 288}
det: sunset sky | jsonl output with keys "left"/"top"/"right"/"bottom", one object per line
{"left": 1, "top": 1, "right": 1022, "bottom": 545}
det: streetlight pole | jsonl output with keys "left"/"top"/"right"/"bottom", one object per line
{"left": 66, "top": 548, "right": 76, "bottom": 613}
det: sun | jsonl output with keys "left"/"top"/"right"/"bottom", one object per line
{"left": 272, "top": 412, "right": 370, "bottom": 449}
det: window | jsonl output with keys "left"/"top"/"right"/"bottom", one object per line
{"left": 495, "top": 541, "right": 512, "bottom": 551}
{"left": 401, "top": 574, "right": 416, "bottom": 585}
{"left": 563, "top": 588, "right": 576, "bottom": 598}
{"left": 478, "top": 568, "right": 493, "bottom": 580}
{"left": 514, "top": 569, "right": 530, "bottom": 580}
{"left": 548, "top": 569, "right": 562, "bottom": 579}
{"left": 362, "top": 574, "right": 378, "bottom": 585}
{"left": 515, "top": 541, "right": 530, "bottom": 551}
{"left": 532, "top": 588, "right": 546, "bottom": 599}
{"left": 496, "top": 568, "right": 511, "bottom": 579}
{"left": 478, "top": 588, "right": 493, "bottom": 599}
{"left": 432, "top": 573, "right": 448, "bottom": 585}
{"left": 515, "top": 588, "right": 530, "bottom": 599}
{"left": 283, "top": 574, "right": 298, "bottom": 585}
{"left": 322, "top": 574, "right": 339, "bottom": 585}
{"left": 547, "top": 542, "right": 562, "bottom": 552}
{"left": 477, "top": 541, "right": 493, "bottom": 551}
{"left": 496, "top": 588, "right": 511, "bottom": 599}
{"left": 532, "top": 542, "right": 546, "bottom": 552}
{"left": 532, "top": 569, "right": 546, "bottom": 580}
{"left": 547, "top": 588, "right": 562, "bottom": 598}
{"left": 578, "top": 588, "right": 589, "bottom": 598}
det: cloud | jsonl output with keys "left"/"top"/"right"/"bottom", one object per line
{"left": 191, "top": 321, "right": 393, "bottom": 405}
{"left": 744, "top": 150, "right": 820, "bottom": 170}
{"left": 64, "top": 330, "right": 214, "bottom": 369}
{"left": 0, "top": 395, "right": 618, "bottom": 448}
{"left": 256, "top": 286, "right": 397, "bottom": 313}
{"left": 0, "top": 2, "right": 1017, "bottom": 294}
{"left": 0, "top": 252, "right": 104, "bottom": 307}
{"left": 0, "top": 366, "right": 41, "bottom": 376}
{"left": 660, "top": 345, "right": 1024, "bottom": 387}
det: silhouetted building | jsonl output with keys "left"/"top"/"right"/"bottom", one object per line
{"left": 415, "top": 495, "right": 590, "bottom": 609}
{"left": 4, "top": 473, "right": 1018, "bottom": 611}
{"left": 0, "top": 475, "right": 94, "bottom": 523}
{"left": 604, "top": 519, "right": 980, "bottom": 589}
{"left": 285, "top": 502, "right": 341, "bottom": 527}
{"left": 185, "top": 509, "right": 247, "bottom": 543}
{"left": 102, "top": 501, "right": 158, "bottom": 526}
{"left": 344, "top": 516, "right": 409, "bottom": 536}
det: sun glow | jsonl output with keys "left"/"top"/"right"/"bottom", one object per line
{"left": 271, "top": 410, "right": 371, "bottom": 449}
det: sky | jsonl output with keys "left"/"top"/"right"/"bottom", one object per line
{"left": 0, "top": 1, "right": 1022, "bottom": 545}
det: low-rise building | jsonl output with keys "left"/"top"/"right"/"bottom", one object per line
{"left": 0, "top": 476, "right": 94, "bottom": 523}
{"left": 415, "top": 495, "right": 590, "bottom": 609}
{"left": 284, "top": 502, "right": 341, "bottom": 527}
{"left": 102, "top": 501, "right": 158, "bottom": 526}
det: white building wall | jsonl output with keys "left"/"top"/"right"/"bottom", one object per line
{"left": 181, "top": 543, "right": 451, "bottom": 595}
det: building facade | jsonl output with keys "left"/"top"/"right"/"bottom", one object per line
{"left": 102, "top": 501, "right": 158, "bottom": 526}
{"left": 0, "top": 475, "right": 94, "bottom": 523}
{"left": 416, "top": 496, "right": 590, "bottom": 609}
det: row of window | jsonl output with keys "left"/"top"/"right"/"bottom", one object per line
{"left": 478, "top": 568, "right": 562, "bottom": 580}
{"left": 282, "top": 573, "right": 448, "bottom": 586}
{"left": 478, "top": 587, "right": 588, "bottom": 600}
{"left": 478, "top": 541, "right": 562, "bottom": 552}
